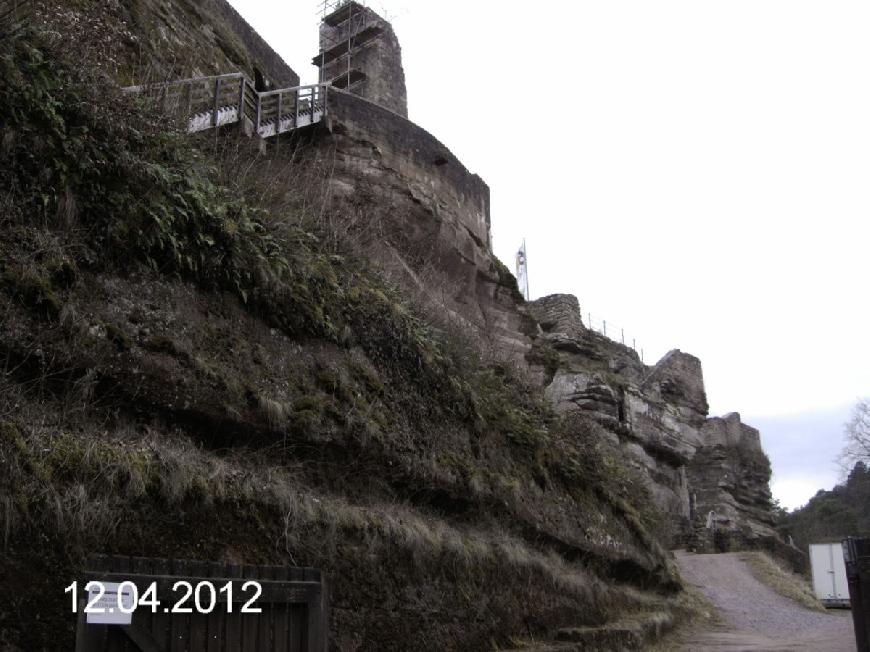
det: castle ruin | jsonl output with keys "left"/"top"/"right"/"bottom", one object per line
{"left": 306, "top": 4, "right": 785, "bottom": 553}
{"left": 120, "top": 0, "right": 788, "bottom": 555}
{"left": 314, "top": 1, "right": 408, "bottom": 117}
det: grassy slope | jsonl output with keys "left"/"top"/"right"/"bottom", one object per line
{"left": 0, "top": 6, "right": 685, "bottom": 650}
{"left": 740, "top": 552, "right": 824, "bottom": 613}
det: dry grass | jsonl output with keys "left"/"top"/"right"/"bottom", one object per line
{"left": 643, "top": 581, "right": 725, "bottom": 651}
{"left": 0, "top": 402, "right": 666, "bottom": 620}
{"left": 740, "top": 551, "right": 825, "bottom": 612}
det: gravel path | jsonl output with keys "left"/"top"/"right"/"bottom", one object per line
{"left": 673, "top": 550, "right": 856, "bottom": 651}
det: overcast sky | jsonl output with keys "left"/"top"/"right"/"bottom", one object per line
{"left": 227, "top": 0, "right": 870, "bottom": 509}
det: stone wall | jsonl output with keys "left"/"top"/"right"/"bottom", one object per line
{"left": 688, "top": 413, "right": 777, "bottom": 544}
{"left": 327, "top": 89, "right": 490, "bottom": 251}
{"left": 526, "top": 294, "right": 585, "bottom": 339}
{"left": 207, "top": 0, "right": 300, "bottom": 87}
{"left": 291, "top": 89, "right": 526, "bottom": 357}
{"left": 317, "top": 2, "right": 408, "bottom": 116}
{"left": 118, "top": 0, "right": 298, "bottom": 87}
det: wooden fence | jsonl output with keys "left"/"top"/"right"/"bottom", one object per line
{"left": 74, "top": 555, "right": 328, "bottom": 652}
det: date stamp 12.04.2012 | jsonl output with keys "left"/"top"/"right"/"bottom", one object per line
{"left": 65, "top": 580, "right": 262, "bottom": 624}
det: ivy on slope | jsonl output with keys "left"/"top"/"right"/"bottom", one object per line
{"left": 0, "top": 26, "right": 477, "bottom": 417}
{"left": 1, "top": 32, "right": 282, "bottom": 299}
{"left": 0, "top": 24, "right": 671, "bottom": 571}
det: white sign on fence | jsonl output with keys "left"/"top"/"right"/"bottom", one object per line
{"left": 86, "top": 582, "right": 135, "bottom": 625}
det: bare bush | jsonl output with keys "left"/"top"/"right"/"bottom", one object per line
{"left": 839, "top": 398, "right": 870, "bottom": 472}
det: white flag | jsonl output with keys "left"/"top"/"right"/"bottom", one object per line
{"left": 515, "top": 240, "right": 529, "bottom": 301}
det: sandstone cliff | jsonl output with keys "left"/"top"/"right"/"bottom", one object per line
{"left": 0, "top": 3, "right": 793, "bottom": 650}
{"left": 275, "top": 52, "right": 784, "bottom": 555}
{"left": 0, "top": 5, "right": 685, "bottom": 649}
{"left": 524, "top": 294, "right": 788, "bottom": 556}
{"left": 90, "top": 0, "right": 299, "bottom": 87}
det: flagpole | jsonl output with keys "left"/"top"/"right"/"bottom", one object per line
{"left": 523, "top": 238, "right": 528, "bottom": 300}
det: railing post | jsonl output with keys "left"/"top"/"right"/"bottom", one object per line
{"left": 238, "top": 76, "right": 245, "bottom": 129}
{"left": 294, "top": 89, "right": 300, "bottom": 129}
{"left": 185, "top": 82, "right": 192, "bottom": 127}
{"left": 276, "top": 92, "right": 283, "bottom": 135}
{"left": 212, "top": 77, "right": 221, "bottom": 127}
{"left": 255, "top": 94, "right": 262, "bottom": 136}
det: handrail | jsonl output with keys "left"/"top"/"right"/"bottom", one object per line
{"left": 258, "top": 83, "right": 329, "bottom": 98}
{"left": 122, "top": 73, "right": 329, "bottom": 139}
{"left": 123, "top": 72, "right": 245, "bottom": 94}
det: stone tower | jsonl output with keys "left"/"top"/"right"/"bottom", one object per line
{"left": 313, "top": 1, "right": 408, "bottom": 117}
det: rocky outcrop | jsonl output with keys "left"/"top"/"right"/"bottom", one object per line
{"left": 688, "top": 414, "right": 778, "bottom": 545}
{"left": 0, "top": 3, "right": 791, "bottom": 650}
{"left": 289, "top": 88, "right": 529, "bottom": 358}
{"left": 115, "top": 0, "right": 299, "bottom": 86}
{"left": 293, "top": 7, "right": 781, "bottom": 553}
{"left": 525, "top": 294, "right": 778, "bottom": 548}
{"left": 127, "top": 0, "right": 779, "bottom": 554}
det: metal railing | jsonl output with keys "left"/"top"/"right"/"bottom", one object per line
{"left": 124, "top": 73, "right": 329, "bottom": 139}
{"left": 585, "top": 311, "right": 644, "bottom": 362}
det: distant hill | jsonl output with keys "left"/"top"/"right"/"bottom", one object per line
{"left": 779, "top": 462, "right": 870, "bottom": 552}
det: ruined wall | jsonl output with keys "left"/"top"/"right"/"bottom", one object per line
{"left": 317, "top": 2, "right": 408, "bottom": 116}
{"left": 527, "top": 294, "right": 585, "bottom": 339}
{"left": 525, "top": 294, "right": 779, "bottom": 547}
{"left": 688, "top": 414, "right": 778, "bottom": 543}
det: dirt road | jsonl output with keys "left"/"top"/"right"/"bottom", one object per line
{"left": 673, "top": 550, "right": 856, "bottom": 651}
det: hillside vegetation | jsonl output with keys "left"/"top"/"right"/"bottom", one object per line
{"left": 0, "top": 4, "right": 690, "bottom": 650}
{"left": 779, "top": 462, "right": 870, "bottom": 554}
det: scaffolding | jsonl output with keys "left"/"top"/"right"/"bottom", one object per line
{"left": 314, "top": 0, "right": 382, "bottom": 93}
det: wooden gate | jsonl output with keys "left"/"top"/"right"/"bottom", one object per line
{"left": 74, "top": 555, "right": 328, "bottom": 652}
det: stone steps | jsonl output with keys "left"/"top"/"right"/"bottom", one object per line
{"left": 503, "top": 611, "right": 673, "bottom": 652}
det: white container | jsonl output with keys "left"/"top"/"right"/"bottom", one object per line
{"left": 809, "top": 542, "right": 851, "bottom": 607}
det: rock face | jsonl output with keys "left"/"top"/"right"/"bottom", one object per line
{"left": 147, "top": 0, "right": 778, "bottom": 553}
{"left": 688, "top": 414, "right": 778, "bottom": 546}
{"left": 207, "top": 0, "right": 299, "bottom": 87}
{"left": 525, "top": 295, "right": 779, "bottom": 548}
{"left": 296, "top": 86, "right": 529, "bottom": 358}
{"left": 116, "top": 0, "right": 299, "bottom": 86}
{"left": 293, "top": 8, "right": 782, "bottom": 551}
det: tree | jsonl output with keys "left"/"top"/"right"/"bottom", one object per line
{"left": 770, "top": 497, "right": 789, "bottom": 524}
{"left": 839, "top": 398, "right": 870, "bottom": 471}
